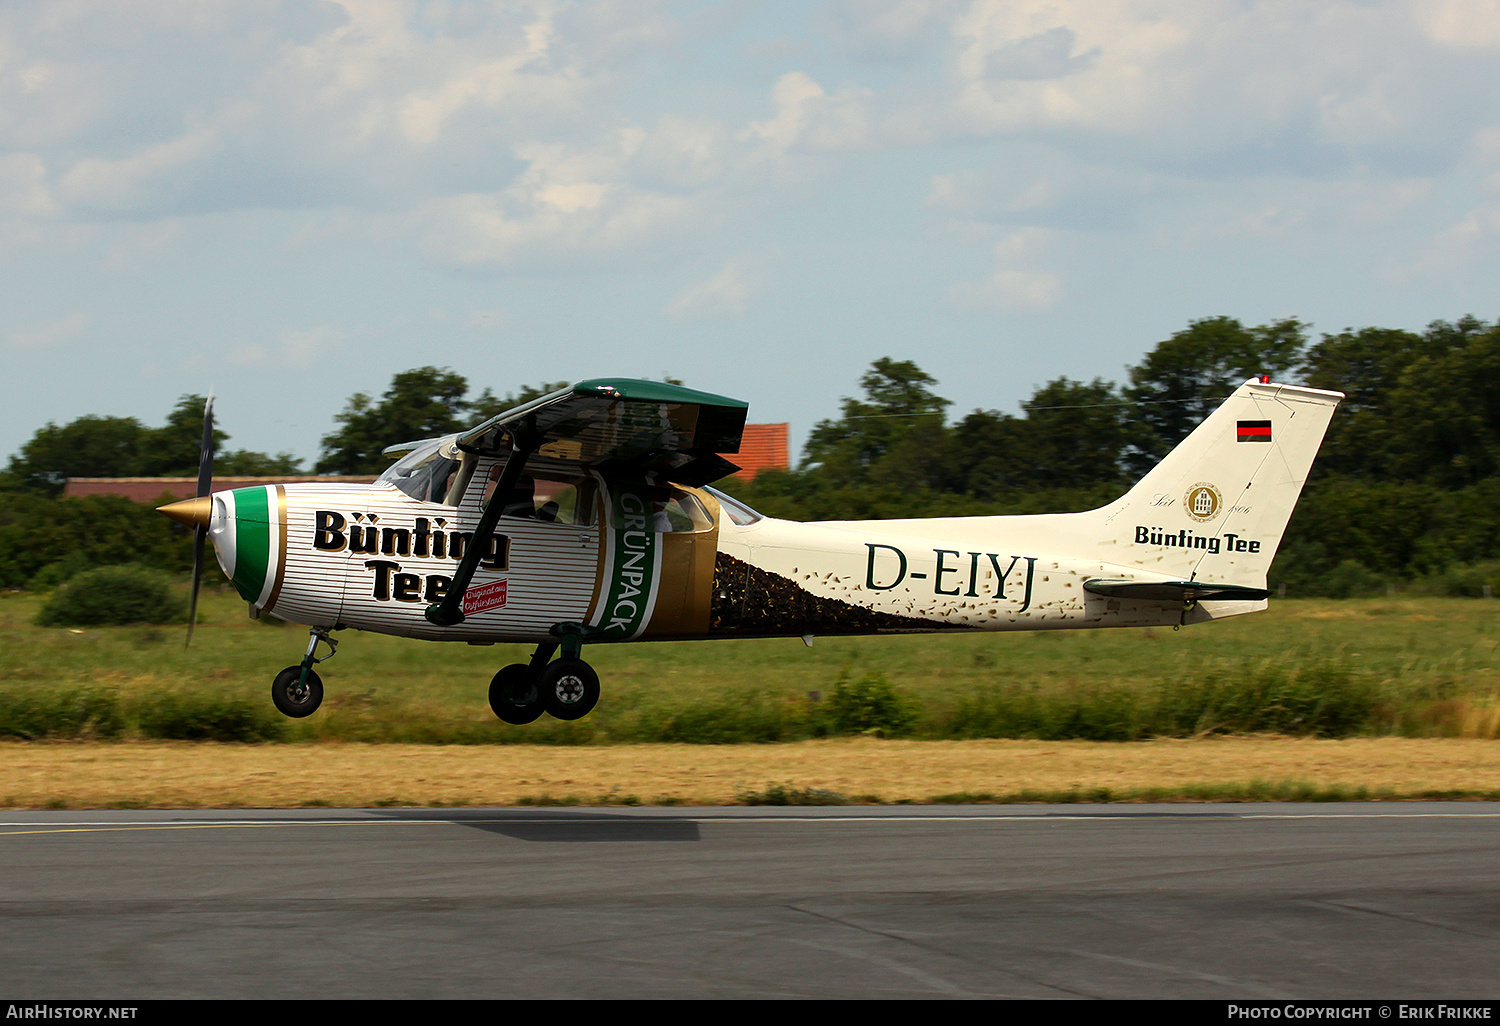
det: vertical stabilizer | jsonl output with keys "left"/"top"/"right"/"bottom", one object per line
{"left": 1089, "top": 379, "right": 1342, "bottom": 586}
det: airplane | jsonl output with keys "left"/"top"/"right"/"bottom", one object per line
{"left": 157, "top": 375, "right": 1343, "bottom": 722}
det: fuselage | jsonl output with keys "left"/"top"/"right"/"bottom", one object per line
{"left": 204, "top": 463, "right": 1223, "bottom": 646}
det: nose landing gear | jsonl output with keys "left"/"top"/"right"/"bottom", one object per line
{"left": 271, "top": 627, "right": 337, "bottom": 718}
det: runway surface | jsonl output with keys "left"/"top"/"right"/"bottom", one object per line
{"left": 1, "top": 803, "right": 1497, "bottom": 999}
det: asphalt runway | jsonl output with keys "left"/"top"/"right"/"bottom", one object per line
{"left": 1, "top": 803, "right": 1497, "bottom": 1000}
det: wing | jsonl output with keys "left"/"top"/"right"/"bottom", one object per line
{"left": 451, "top": 378, "right": 749, "bottom": 486}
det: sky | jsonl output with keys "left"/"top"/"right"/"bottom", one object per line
{"left": 4, "top": 0, "right": 1499, "bottom": 468}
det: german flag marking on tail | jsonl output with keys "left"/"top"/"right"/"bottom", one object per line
{"left": 1237, "top": 420, "right": 1272, "bottom": 442}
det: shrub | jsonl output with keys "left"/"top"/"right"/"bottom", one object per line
{"left": 1320, "top": 559, "right": 1387, "bottom": 599}
{"left": 1426, "top": 559, "right": 1500, "bottom": 598}
{"left": 936, "top": 659, "right": 1383, "bottom": 741}
{"left": 0, "top": 686, "right": 125, "bottom": 740}
{"left": 134, "top": 690, "right": 288, "bottom": 742}
{"left": 609, "top": 696, "right": 796, "bottom": 744}
{"left": 28, "top": 552, "right": 93, "bottom": 591}
{"left": 34, "top": 565, "right": 183, "bottom": 627}
{"left": 736, "top": 783, "right": 848, "bottom": 805}
{"left": 822, "top": 672, "right": 918, "bottom": 736}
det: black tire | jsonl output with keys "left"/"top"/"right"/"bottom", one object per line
{"left": 488, "top": 663, "right": 544, "bottom": 725}
{"left": 540, "top": 658, "right": 600, "bottom": 721}
{"left": 271, "top": 665, "right": 324, "bottom": 718}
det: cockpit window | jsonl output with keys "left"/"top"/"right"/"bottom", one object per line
{"left": 377, "top": 439, "right": 464, "bottom": 505}
{"left": 704, "top": 486, "right": 762, "bottom": 526}
{"left": 481, "top": 466, "right": 597, "bottom": 526}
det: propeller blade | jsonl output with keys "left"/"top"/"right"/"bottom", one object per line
{"left": 196, "top": 393, "right": 215, "bottom": 499}
{"left": 186, "top": 395, "right": 214, "bottom": 648}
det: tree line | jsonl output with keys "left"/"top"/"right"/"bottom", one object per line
{"left": 2, "top": 315, "right": 1498, "bottom": 594}
{"left": 732, "top": 315, "right": 1500, "bottom": 595}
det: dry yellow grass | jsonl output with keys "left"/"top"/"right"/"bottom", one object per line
{"left": 4, "top": 736, "right": 1500, "bottom": 808}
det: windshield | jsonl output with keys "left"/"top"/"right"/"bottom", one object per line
{"left": 704, "top": 486, "right": 762, "bottom": 526}
{"left": 376, "top": 438, "right": 463, "bottom": 504}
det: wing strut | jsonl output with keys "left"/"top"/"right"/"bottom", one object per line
{"left": 424, "top": 428, "right": 537, "bottom": 627}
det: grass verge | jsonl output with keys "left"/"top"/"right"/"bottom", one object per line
{"left": 4, "top": 736, "right": 1500, "bottom": 809}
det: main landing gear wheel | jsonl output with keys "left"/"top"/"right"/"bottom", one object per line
{"left": 489, "top": 663, "right": 545, "bottom": 725}
{"left": 540, "top": 658, "right": 599, "bottom": 721}
{"left": 272, "top": 665, "right": 324, "bottom": 718}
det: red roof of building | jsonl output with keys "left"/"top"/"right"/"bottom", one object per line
{"left": 731, "top": 423, "right": 789, "bottom": 482}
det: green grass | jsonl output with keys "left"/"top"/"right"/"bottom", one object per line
{"left": 0, "top": 586, "right": 1497, "bottom": 743}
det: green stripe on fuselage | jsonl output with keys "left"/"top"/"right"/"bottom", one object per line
{"left": 594, "top": 479, "right": 658, "bottom": 641}
{"left": 231, "top": 486, "right": 271, "bottom": 603}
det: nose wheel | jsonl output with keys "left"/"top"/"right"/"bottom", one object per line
{"left": 272, "top": 665, "right": 324, "bottom": 718}
{"left": 270, "top": 627, "right": 336, "bottom": 718}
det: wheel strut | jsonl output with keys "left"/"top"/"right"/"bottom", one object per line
{"left": 299, "top": 626, "right": 338, "bottom": 685}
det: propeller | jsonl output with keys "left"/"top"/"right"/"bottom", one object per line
{"left": 186, "top": 394, "right": 215, "bottom": 648}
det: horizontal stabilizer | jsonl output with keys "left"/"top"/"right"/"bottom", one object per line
{"left": 1084, "top": 578, "right": 1271, "bottom": 603}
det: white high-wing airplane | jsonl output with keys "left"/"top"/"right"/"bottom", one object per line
{"left": 158, "top": 376, "right": 1342, "bottom": 723}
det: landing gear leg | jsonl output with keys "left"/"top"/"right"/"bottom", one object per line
{"left": 272, "top": 627, "right": 337, "bottom": 718}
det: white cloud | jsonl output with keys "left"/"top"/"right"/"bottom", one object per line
{"left": 0, "top": 153, "right": 59, "bottom": 217}
{"left": 0, "top": 0, "right": 1495, "bottom": 298}
{"left": 1392, "top": 202, "right": 1500, "bottom": 283}
{"left": 9, "top": 312, "right": 87, "bottom": 350}
{"left": 1417, "top": 0, "right": 1500, "bottom": 48}
{"left": 57, "top": 124, "right": 225, "bottom": 213}
{"left": 743, "top": 72, "right": 875, "bottom": 153}
{"left": 228, "top": 325, "right": 341, "bottom": 369}
{"left": 948, "top": 228, "right": 1062, "bottom": 309}
{"left": 665, "top": 257, "right": 768, "bottom": 320}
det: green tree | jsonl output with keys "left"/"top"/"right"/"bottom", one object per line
{"left": 1383, "top": 322, "right": 1500, "bottom": 488}
{"left": 1303, "top": 317, "right": 1498, "bottom": 485}
{"left": 0, "top": 493, "right": 193, "bottom": 587}
{"left": 315, "top": 367, "right": 473, "bottom": 474}
{"left": 944, "top": 408, "right": 1031, "bottom": 499}
{"left": 1124, "top": 316, "right": 1307, "bottom": 472}
{"left": 1018, "top": 377, "right": 1130, "bottom": 489}
{"left": 1302, "top": 325, "right": 1429, "bottom": 480}
{"left": 216, "top": 450, "right": 303, "bottom": 476}
{"left": 802, "top": 358, "right": 950, "bottom": 490}
{"left": 4, "top": 416, "right": 148, "bottom": 495}
{"left": 467, "top": 381, "right": 571, "bottom": 425}
{"left": 944, "top": 378, "right": 1128, "bottom": 497}
{"left": 136, "top": 395, "right": 228, "bottom": 477}
{"left": 3, "top": 395, "right": 303, "bottom": 494}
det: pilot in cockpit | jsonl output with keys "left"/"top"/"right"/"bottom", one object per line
{"left": 501, "top": 476, "right": 537, "bottom": 518}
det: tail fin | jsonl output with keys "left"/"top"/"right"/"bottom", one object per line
{"left": 1090, "top": 378, "right": 1342, "bottom": 586}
